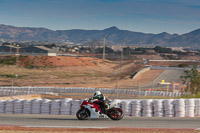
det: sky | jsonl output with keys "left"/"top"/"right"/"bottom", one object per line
{"left": 0, "top": 0, "right": 200, "bottom": 34}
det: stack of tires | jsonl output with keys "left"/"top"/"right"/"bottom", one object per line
{"left": 51, "top": 100, "right": 61, "bottom": 115}
{"left": 23, "top": 100, "right": 32, "bottom": 114}
{"left": 5, "top": 100, "right": 14, "bottom": 114}
{"left": 32, "top": 99, "right": 42, "bottom": 114}
{"left": 0, "top": 100, "right": 5, "bottom": 113}
{"left": 142, "top": 100, "right": 153, "bottom": 117}
{"left": 60, "top": 98, "right": 72, "bottom": 115}
{"left": 153, "top": 100, "right": 164, "bottom": 117}
{"left": 14, "top": 99, "right": 24, "bottom": 114}
{"left": 71, "top": 100, "right": 81, "bottom": 115}
{"left": 131, "top": 100, "right": 141, "bottom": 117}
{"left": 41, "top": 99, "right": 51, "bottom": 114}
{"left": 185, "top": 99, "right": 195, "bottom": 117}
{"left": 195, "top": 99, "right": 200, "bottom": 116}
{"left": 174, "top": 99, "right": 185, "bottom": 117}
{"left": 121, "top": 100, "right": 132, "bottom": 116}
{"left": 163, "top": 99, "right": 175, "bottom": 117}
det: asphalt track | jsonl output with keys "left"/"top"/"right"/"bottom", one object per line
{"left": 0, "top": 114, "right": 200, "bottom": 129}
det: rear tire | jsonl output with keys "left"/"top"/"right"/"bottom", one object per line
{"left": 108, "top": 108, "right": 124, "bottom": 121}
{"left": 76, "top": 108, "right": 90, "bottom": 120}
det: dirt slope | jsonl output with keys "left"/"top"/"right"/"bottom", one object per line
{"left": 18, "top": 56, "right": 103, "bottom": 67}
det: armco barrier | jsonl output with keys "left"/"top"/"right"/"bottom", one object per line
{"left": 0, "top": 99, "right": 200, "bottom": 117}
{"left": 0, "top": 87, "right": 182, "bottom": 97}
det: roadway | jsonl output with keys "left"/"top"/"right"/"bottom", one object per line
{"left": 141, "top": 69, "right": 185, "bottom": 89}
{"left": 0, "top": 114, "right": 200, "bottom": 129}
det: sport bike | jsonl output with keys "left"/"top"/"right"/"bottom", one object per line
{"left": 76, "top": 99, "right": 123, "bottom": 120}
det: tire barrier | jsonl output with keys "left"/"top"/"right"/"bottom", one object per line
{"left": 163, "top": 99, "right": 174, "bottom": 117}
{"left": 0, "top": 100, "right": 5, "bottom": 113}
{"left": 32, "top": 99, "right": 42, "bottom": 114}
{"left": 41, "top": 99, "right": 51, "bottom": 114}
{"left": 195, "top": 99, "right": 200, "bottom": 116}
{"left": 0, "top": 99, "right": 200, "bottom": 117}
{"left": 131, "top": 100, "right": 141, "bottom": 117}
{"left": 5, "top": 100, "right": 14, "bottom": 114}
{"left": 174, "top": 99, "right": 185, "bottom": 117}
{"left": 142, "top": 99, "right": 153, "bottom": 117}
{"left": 51, "top": 100, "right": 61, "bottom": 115}
{"left": 14, "top": 99, "right": 23, "bottom": 114}
{"left": 121, "top": 101, "right": 132, "bottom": 116}
{"left": 60, "top": 98, "right": 72, "bottom": 115}
{"left": 153, "top": 100, "right": 164, "bottom": 117}
{"left": 71, "top": 100, "right": 81, "bottom": 115}
{"left": 0, "top": 87, "right": 182, "bottom": 97}
{"left": 185, "top": 99, "right": 195, "bottom": 117}
{"left": 23, "top": 100, "right": 32, "bottom": 114}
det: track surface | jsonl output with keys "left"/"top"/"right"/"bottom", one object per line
{"left": 142, "top": 69, "right": 185, "bottom": 89}
{"left": 0, "top": 114, "right": 200, "bottom": 129}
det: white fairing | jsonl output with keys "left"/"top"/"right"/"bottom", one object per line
{"left": 109, "top": 99, "right": 121, "bottom": 108}
{"left": 83, "top": 104, "right": 107, "bottom": 119}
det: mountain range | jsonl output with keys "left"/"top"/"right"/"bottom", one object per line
{"left": 0, "top": 24, "right": 200, "bottom": 48}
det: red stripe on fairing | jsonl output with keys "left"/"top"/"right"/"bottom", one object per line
{"left": 81, "top": 100, "right": 102, "bottom": 112}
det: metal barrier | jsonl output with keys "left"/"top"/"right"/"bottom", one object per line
{"left": 0, "top": 87, "right": 182, "bottom": 97}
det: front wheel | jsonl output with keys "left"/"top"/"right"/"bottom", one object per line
{"left": 107, "top": 108, "right": 124, "bottom": 121}
{"left": 76, "top": 108, "right": 90, "bottom": 120}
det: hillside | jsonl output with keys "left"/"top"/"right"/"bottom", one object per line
{"left": 18, "top": 56, "right": 103, "bottom": 67}
{"left": 0, "top": 56, "right": 138, "bottom": 88}
{"left": 1, "top": 24, "right": 200, "bottom": 48}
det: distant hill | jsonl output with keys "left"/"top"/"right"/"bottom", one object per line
{"left": 0, "top": 24, "right": 200, "bottom": 48}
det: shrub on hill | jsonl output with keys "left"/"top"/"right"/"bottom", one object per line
{"left": 0, "top": 56, "right": 17, "bottom": 65}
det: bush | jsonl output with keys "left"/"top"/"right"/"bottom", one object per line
{"left": 0, "top": 56, "right": 17, "bottom": 65}
{"left": 180, "top": 92, "right": 200, "bottom": 98}
{"left": 0, "top": 74, "right": 27, "bottom": 78}
{"left": 178, "top": 63, "right": 189, "bottom": 68}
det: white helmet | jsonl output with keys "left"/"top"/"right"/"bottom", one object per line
{"left": 94, "top": 91, "right": 101, "bottom": 97}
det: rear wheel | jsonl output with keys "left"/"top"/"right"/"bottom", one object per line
{"left": 108, "top": 108, "right": 124, "bottom": 121}
{"left": 76, "top": 108, "right": 90, "bottom": 120}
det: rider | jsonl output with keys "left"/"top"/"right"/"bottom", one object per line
{"left": 89, "top": 91, "right": 110, "bottom": 113}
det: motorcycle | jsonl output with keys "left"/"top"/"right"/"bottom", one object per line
{"left": 76, "top": 99, "right": 123, "bottom": 120}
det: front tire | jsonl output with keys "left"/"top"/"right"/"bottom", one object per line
{"left": 107, "top": 108, "right": 124, "bottom": 121}
{"left": 76, "top": 108, "right": 90, "bottom": 120}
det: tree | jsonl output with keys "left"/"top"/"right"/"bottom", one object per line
{"left": 154, "top": 46, "right": 172, "bottom": 53}
{"left": 178, "top": 63, "right": 189, "bottom": 68}
{"left": 95, "top": 47, "right": 114, "bottom": 54}
{"left": 181, "top": 66, "right": 200, "bottom": 94}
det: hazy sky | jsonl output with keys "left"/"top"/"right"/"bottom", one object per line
{"left": 0, "top": 0, "right": 200, "bottom": 34}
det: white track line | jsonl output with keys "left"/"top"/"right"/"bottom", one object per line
{"left": 23, "top": 125, "right": 109, "bottom": 128}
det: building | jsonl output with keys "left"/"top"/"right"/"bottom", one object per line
{"left": 0, "top": 45, "right": 20, "bottom": 55}
{"left": 0, "top": 45, "right": 57, "bottom": 56}
{"left": 21, "top": 46, "right": 57, "bottom": 56}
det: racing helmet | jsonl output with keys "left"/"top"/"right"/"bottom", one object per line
{"left": 94, "top": 91, "right": 101, "bottom": 97}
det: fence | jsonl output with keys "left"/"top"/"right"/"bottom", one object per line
{"left": 0, "top": 87, "right": 182, "bottom": 97}
{"left": 0, "top": 98, "right": 200, "bottom": 117}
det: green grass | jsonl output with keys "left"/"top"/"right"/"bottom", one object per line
{"left": 0, "top": 74, "right": 28, "bottom": 79}
{"left": 180, "top": 92, "right": 200, "bottom": 98}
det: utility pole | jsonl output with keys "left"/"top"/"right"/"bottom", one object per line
{"left": 103, "top": 35, "right": 107, "bottom": 60}
{"left": 138, "top": 79, "right": 140, "bottom": 98}
{"left": 120, "top": 41, "right": 124, "bottom": 72}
